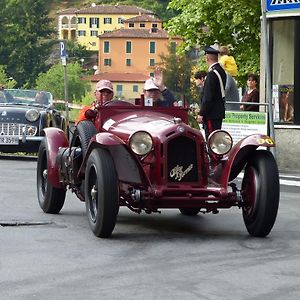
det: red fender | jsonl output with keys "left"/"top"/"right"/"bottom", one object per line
{"left": 43, "top": 128, "right": 69, "bottom": 188}
{"left": 215, "top": 134, "right": 275, "bottom": 187}
{"left": 79, "top": 132, "right": 151, "bottom": 186}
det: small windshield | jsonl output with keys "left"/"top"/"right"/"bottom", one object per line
{"left": 1, "top": 89, "right": 53, "bottom": 106}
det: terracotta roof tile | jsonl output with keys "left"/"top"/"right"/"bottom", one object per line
{"left": 90, "top": 73, "right": 150, "bottom": 83}
{"left": 99, "top": 28, "right": 172, "bottom": 39}
{"left": 76, "top": 5, "right": 154, "bottom": 15}
{"left": 124, "top": 14, "right": 162, "bottom": 23}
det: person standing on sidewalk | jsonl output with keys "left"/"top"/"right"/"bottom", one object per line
{"left": 240, "top": 73, "right": 259, "bottom": 112}
{"left": 197, "top": 46, "right": 227, "bottom": 139}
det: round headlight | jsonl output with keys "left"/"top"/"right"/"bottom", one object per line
{"left": 208, "top": 130, "right": 233, "bottom": 156}
{"left": 25, "top": 109, "right": 40, "bottom": 122}
{"left": 129, "top": 131, "right": 153, "bottom": 156}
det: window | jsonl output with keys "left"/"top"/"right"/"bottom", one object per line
{"left": 149, "top": 72, "right": 154, "bottom": 77}
{"left": 150, "top": 41, "right": 155, "bottom": 54}
{"left": 152, "top": 23, "right": 158, "bottom": 28}
{"left": 272, "top": 19, "right": 294, "bottom": 123}
{"left": 129, "top": 23, "right": 134, "bottom": 28}
{"left": 133, "top": 85, "right": 138, "bottom": 93}
{"left": 104, "top": 41, "right": 110, "bottom": 53}
{"left": 90, "top": 30, "right": 98, "bottom": 37}
{"left": 118, "top": 18, "right": 124, "bottom": 24}
{"left": 126, "top": 41, "right": 132, "bottom": 54}
{"left": 149, "top": 59, "right": 155, "bottom": 67}
{"left": 116, "top": 85, "right": 123, "bottom": 97}
{"left": 140, "top": 23, "right": 145, "bottom": 28}
{"left": 104, "top": 18, "right": 112, "bottom": 24}
{"left": 104, "top": 58, "right": 111, "bottom": 66}
{"left": 78, "top": 30, "right": 86, "bottom": 36}
{"left": 78, "top": 17, "right": 86, "bottom": 24}
{"left": 126, "top": 59, "right": 131, "bottom": 66}
{"left": 170, "top": 42, "right": 177, "bottom": 54}
{"left": 90, "top": 18, "right": 99, "bottom": 28}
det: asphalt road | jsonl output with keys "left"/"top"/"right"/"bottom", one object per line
{"left": 1, "top": 156, "right": 300, "bottom": 300}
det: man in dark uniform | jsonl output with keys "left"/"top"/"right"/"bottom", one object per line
{"left": 198, "top": 46, "right": 227, "bottom": 139}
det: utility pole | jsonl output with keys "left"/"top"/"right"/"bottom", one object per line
{"left": 60, "top": 41, "right": 69, "bottom": 131}
{"left": 261, "top": 0, "right": 276, "bottom": 158}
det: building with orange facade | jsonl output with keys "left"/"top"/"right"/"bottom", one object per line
{"left": 95, "top": 14, "right": 182, "bottom": 99}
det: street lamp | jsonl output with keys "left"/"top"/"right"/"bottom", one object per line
{"left": 80, "top": 58, "right": 85, "bottom": 67}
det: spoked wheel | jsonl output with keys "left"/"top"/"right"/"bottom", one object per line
{"left": 71, "top": 120, "right": 98, "bottom": 156}
{"left": 179, "top": 208, "right": 201, "bottom": 216}
{"left": 37, "top": 139, "right": 66, "bottom": 214}
{"left": 85, "top": 148, "right": 119, "bottom": 238}
{"left": 241, "top": 150, "right": 279, "bottom": 237}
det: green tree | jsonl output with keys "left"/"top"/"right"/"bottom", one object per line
{"left": 165, "top": 0, "right": 261, "bottom": 82}
{"left": 158, "top": 45, "right": 193, "bottom": 103}
{"left": 0, "top": 0, "right": 55, "bottom": 88}
{"left": 0, "top": 65, "right": 17, "bottom": 88}
{"left": 35, "top": 63, "right": 91, "bottom": 102}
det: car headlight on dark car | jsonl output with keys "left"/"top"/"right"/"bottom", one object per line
{"left": 25, "top": 109, "right": 40, "bottom": 122}
{"left": 208, "top": 130, "right": 233, "bottom": 156}
{"left": 129, "top": 131, "right": 153, "bottom": 156}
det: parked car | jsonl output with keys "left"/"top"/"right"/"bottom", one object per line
{"left": 36, "top": 99, "right": 280, "bottom": 238}
{"left": 0, "top": 89, "right": 66, "bottom": 153}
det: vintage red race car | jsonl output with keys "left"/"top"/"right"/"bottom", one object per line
{"left": 36, "top": 100, "right": 279, "bottom": 238}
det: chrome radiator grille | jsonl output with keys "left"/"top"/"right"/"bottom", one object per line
{"left": 0, "top": 122, "right": 38, "bottom": 136}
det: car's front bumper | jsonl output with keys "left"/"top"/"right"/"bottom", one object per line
{"left": 0, "top": 135, "right": 43, "bottom": 153}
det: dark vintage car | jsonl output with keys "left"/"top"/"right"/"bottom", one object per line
{"left": 36, "top": 99, "right": 280, "bottom": 238}
{"left": 0, "top": 89, "right": 66, "bottom": 153}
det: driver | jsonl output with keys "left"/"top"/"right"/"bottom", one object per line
{"left": 76, "top": 79, "right": 114, "bottom": 124}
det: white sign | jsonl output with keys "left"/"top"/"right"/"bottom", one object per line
{"left": 222, "top": 111, "right": 268, "bottom": 145}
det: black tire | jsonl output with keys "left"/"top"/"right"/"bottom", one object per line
{"left": 85, "top": 148, "right": 119, "bottom": 238}
{"left": 72, "top": 120, "right": 97, "bottom": 156}
{"left": 37, "top": 139, "right": 66, "bottom": 214}
{"left": 179, "top": 208, "right": 201, "bottom": 216}
{"left": 242, "top": 150, "right": 280, "bottom": 237}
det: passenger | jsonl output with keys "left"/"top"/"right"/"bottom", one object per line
{"left": 143, "top": 69, "right": 175, "bottom": 107}
{"left": 35, "top": 91, "right": 49, "bottom": 105}
{"left": 0, "top": 85, "right": 14, "bottom": 103}
{"left": 76, "top": 79, "right": 114, "bottom": 124}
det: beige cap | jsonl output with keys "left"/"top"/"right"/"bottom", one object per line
{"left": 96, "top": 80, "right": 113, "bottom": 92}
{"left": 144, "top": 78, "right": 159, "bottom": 91}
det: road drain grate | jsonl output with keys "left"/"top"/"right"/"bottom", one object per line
{"left": 0, "top": 220, "right": 53, "bottom": 227}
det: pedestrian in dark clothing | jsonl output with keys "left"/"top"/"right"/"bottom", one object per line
{"left": 198, "top": 46, "right": 227, "bottom": 139}
{"left": 240, "top": 73, "right": 259, "bottom": 112}
{"left": 225, "top": 72, "right": 240, "bottom": 111}
{"left": 194, "top": 70, "right": 207, "bottom": 104}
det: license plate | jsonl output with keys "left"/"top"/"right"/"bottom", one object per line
{"left": 0, "top": 136, "right": 19, "bottom": 145}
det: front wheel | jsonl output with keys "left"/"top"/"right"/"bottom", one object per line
{"left": 85, "top": 148, "right": 119, "bottom": 238}
{"left": 37, "top": 139, "right": 66, "bottom": 214}
{"left": 241, "top": 150, "right": 279, "bottom": 237}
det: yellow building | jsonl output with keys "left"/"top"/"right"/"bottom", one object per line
{"left": 57, "top": 4, "right": 155, "bottom": 51}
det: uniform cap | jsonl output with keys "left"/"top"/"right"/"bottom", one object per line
{"left": 96, "top": 80, "right": 113, "bottom": 92}
{"left": 204, "top": 45, "right": 220, "bottom": 55}
{"left": 144, "top": 78, "right": 159, "bottom": 91}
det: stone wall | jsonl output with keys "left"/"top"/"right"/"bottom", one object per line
{"left": 274, "top": 126, "right": 300, "bottom": 171}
